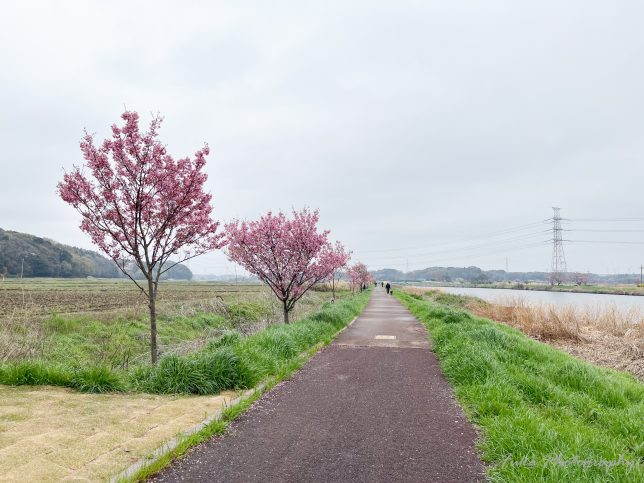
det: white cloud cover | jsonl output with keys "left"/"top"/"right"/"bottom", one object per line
{"left": 1, "top": 0, "right": 643, "bottom": 274}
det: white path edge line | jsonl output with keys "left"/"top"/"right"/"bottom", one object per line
{"left": 109, "top": 314, "right": 360, "bottom": 482}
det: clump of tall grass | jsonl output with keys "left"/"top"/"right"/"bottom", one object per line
{"left": 469, "top": 298, "right": 581, "bottom": 341}
{"left": 405, "top": 287, "right": 474, "bottom": 309}
{"left": 0, "top": 361, "right": 124, "bottom": 393}
{"left": 467, "top": 296, "right": 644, "bottom": 342}
{"left": 133, "top": 348, "right": 248, "bottom": 394}
{"left": 0, "top": 310, "right": 45, "bottom": 362}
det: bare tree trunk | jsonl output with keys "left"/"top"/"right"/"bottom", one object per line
{"left": 332, "top": 273, "right": 335, "bottom": 303}
{"left": 283, "top": 301, "right": 290, "bottom": 324}
{"left": 147, "top": 277, "right": 158, "bottom": 364}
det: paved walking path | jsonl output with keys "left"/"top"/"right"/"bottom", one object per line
{"left": 152, "top": 288, "right": 485, "bottom": 482}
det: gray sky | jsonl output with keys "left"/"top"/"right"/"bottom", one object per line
{"left": 1, "top": 0, "right": 643, "bottom": 275}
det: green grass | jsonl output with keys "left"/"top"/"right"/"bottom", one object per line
{"left": 40, "top": 311, "right": 229, "bottom": 370}
{"left": 0, "top": 361, "right": 125, "bottom": 392}
{"left": 0, "top": 292, "right": 370, "bottom": 395}
{"left": 132, "top": 293, "right": 369, "bottom": 394}
{"left": 394, "top": 290, "right": 644, "bottom": 482}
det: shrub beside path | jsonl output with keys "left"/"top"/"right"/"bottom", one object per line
{"left": 152, "top": 288, "right": 485, "bottom": 482}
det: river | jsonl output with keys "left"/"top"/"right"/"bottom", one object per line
{"left": 420, "top": 286, "right": 644, "bottom": 312}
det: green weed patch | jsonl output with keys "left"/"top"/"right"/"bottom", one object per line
{"left": 0, "top": 292, "right": 369, "bottom": 395}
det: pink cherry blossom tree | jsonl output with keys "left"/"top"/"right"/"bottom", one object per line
{"left": 225, "top": 209, "right": 350, "bottom": 323}
{"left": 58, "top": 111, "right": 223, "bottom": 363}
{"left": 325, "top": 242, "right": 351, "bottom": 302}
{"left": 347, "top": 262, "right": 372, "bottom": 293}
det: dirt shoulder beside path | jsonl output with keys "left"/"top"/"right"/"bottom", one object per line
{"left": 152, "top": 289, "right": 485, "bottom": 482}
{"left": 0, "top": 385, "right": 237, "bottom": 481}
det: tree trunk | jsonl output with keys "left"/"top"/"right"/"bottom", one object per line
{"left": 332, "top": 274, "right": 335, "bottom": 303}
{"left": 283, "top": 302, "right": 290, "bottom": 324}
{"left": 147, "top": 277, "right": 158, "bottom": 364}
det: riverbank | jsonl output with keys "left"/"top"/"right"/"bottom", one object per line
{"left": 395, "top": 290, "right": 644, "bottom": 482}
{"left": 405, "top": 288, "right": 644, "bottom": 382}
{"left": 406, "top": 281, "right": 644, "bottom": 297}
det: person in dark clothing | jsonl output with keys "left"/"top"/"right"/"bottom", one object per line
{"left": 381, "top": 282, "right": 384, "bottom": 287}
{"left": 385, "top": 282, "right": 391, "bottom": 294}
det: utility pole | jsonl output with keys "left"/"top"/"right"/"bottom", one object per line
{"left": 550, "top": 207, "right": 567, "bottom": 285}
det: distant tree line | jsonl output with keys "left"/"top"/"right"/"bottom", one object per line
{"left": 370, "top": 265, "right": 640, "bottom": 285}
{"left": 0, "top": 228, "right": 192, "bottom": 280}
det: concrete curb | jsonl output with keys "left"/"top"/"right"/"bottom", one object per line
{"left": 109, "top": 313, "right": 361, "bottom": 482}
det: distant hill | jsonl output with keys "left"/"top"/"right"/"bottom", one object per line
{"left": 371, "top": 266, "right": 639, "bottom": 285}
{"left": 0, "top": 228, "right": 192, "bottom": 280}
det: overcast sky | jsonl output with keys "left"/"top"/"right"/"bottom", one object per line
{"left": 1, "top": 0, "right": 643, "bottom": 275}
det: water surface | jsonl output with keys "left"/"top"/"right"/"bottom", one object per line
{"left": 421, "top": 286, "right": 644, "bottom": 312}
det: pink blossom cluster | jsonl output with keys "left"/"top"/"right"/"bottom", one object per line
{"left": 225, "top": 209, "right": 350, "bottom": 320}
{"left": 57, "top": 111, "right": 224, "bottom": 293}
{"left": 347, "top": 262, "right": 372, "bottom": 292}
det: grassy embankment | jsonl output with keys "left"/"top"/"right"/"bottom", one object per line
{"left": 0, "top": 279, "right": 369, "bottom": 395}
{"left": 395, "top": 290, "right": 644, "bottom": 482}
{"left": 414, "top": 288, "right": 644, "bottom": 381}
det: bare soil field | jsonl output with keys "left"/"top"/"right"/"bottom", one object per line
{"left": 0, "top": 278, "right": 332, "bottom": 366}
{"left": 0, "top": 278, "right": 264, "bottom": 317}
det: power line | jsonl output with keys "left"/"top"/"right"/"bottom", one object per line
{"left": 569, "top": 240, "right": 644, "bottom": 245}
{"left": 354, "top": 231, "right": 550, "bottom": 261}
{"left": 568, "top": 218, "right": 644, "bottom": 222}
{"left": 569, "top": 229, "right": 644, "bottom": 233}
{"left": 365, "top": 240, "right": 549, "bottom": 265}
{"left": 357, "top": 211, "right": 643, "bottom": 272}
{"left": 368, "top": 241, "right": 548, "bottom": 270}
{"left": 357, "top": 220, "right": 549, "bottom": 254}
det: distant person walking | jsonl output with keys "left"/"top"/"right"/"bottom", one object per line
{"left": 385, "top": 282, "right": 391, "bottom": 294}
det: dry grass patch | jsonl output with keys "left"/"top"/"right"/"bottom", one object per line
{"left": 409, "top": 288, "right": 644, "bottom": 382}
{"left": 469, "top": 298, "right": 644, "bottom": 381}
{"left": 469, "top": 297, "right": 583, "bottom": 341}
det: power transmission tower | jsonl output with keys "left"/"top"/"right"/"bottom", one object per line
{"left": 550, "top": 207, "right": 567, "bottom": 285}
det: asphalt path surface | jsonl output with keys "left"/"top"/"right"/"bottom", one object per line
{"left": 151, "top": 288, "right": 485, "bottom": 482}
